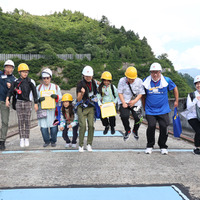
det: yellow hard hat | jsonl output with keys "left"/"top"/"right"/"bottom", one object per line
{"left": 61, "top": 93, "right": 73, "bottom": 102}
{"left": 101, "top": 71, "right": 112, "bottom": 80}
{"left": 18, "top": 63, "right": 29, "bottom": 72}
{"left": 125, "top": 66, "right": 137, "bottom": 79}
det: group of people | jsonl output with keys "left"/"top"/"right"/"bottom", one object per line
{"left": 0, "top": 60, "right": 200, "bottom": 155}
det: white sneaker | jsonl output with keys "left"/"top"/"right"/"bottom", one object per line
{"left": 65, "top": 143, "right": 71, "bottom": 148}
{"left": 87, "top": 144, "right": 93, "bottom": 152}
{"left": 145, "top": 148, "right": 152, "bottom": 154}
{"left": 71, "top": 144, "right": 76, "bottom": 148}
{"left": 20, "top": 138, "right": 25, "bottom": 148}
{"left": 79, "top": 146, "right": 84, "bottom": 152}
{"left": 24, "top": 139, "right": 29, "bottom": 147}
{"left": 161, "top": 148, "right": 168, "bottom": 155}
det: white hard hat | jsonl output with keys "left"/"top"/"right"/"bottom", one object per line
{"left": 194, "top": 75, "right": 200, "bottom": 84}
{"left": 42, "top": 68, "right": 52, "bottom": 77}
{"left": 82, "top": 66, "right": 94, "bottom": 76}
{"left": 150, "top": 62, "right": 162, "bottom": 71}
{"left": 4, "top": 60, "right": 15, "bottom": 68}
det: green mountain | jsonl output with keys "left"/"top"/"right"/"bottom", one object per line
{"left": 0, "top": 8, "right": 193, "bottom": 97}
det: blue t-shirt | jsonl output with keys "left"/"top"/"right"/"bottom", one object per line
{"left": 144, "top": 76, "right": 176, "bottom": 115}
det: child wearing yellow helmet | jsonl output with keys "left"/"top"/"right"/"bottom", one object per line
{"left": 60, "top": 93, "right": 78, "bottom": 148}
{"left": 6, "top": 63, "right": 38, "bottom": 148}
{"left": 97, "top": 71, "right": 118, "bottom": 135}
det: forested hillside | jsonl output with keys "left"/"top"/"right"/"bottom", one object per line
{"left": 0, "top": 8, "right": 192, "bottom": 97}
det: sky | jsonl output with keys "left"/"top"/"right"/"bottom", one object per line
{"left": 0, "top": 0, "right": 200, "bottom": 71}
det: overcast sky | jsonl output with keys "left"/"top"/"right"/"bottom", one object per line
{"left": 1, "top": 0, "right": 200, "bottom": 70}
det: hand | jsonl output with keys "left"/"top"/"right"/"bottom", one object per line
{"left": 122, "top": 102, "right": 128, "bottom": 108}
{"left": 60, "top": 127, "right": 64, "bottom": 131}
{"left": 51, "top": 94, "right": 58, "bottom": 99}
{"left": 39, "top": 97, "right": 45, "bottom": 102}
{"left": 174, "top": 101, "right": 178, "bottom": 108}
{"left": 34, "top": 104, "right": 38, "bottom": 112}
{"left": 81, "top": 87, "right": 85, "bottom": 94}
{"left": 197, "top": 96, "right": 200, "bottom": 101}
{"left": 68, "top": 125, "right": 72, "bottom": 128}
{"left": 7, "top": 82, "right": 11, "bottom": 88}
{"left": 6, "top": 99, "right": 10, "bottom": 107}
{"left": 128, "top": 100, "right": 136, "bottom": 108}
{"left": 95, "top": 80, "right": 100, "bottom": 85}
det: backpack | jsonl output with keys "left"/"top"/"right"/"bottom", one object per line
{"left": 110, "top": 84, "right": 116, "bottom": 99}
{"left": 183, "top": 92, "right": 195, "bottom": 110}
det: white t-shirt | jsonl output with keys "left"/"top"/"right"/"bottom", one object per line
{"left": 117, "top": 77, "right": 145, "bottom": 107}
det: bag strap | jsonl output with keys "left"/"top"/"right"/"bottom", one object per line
{"left": 127, "top": 82, "right": 136, "bottom": 97}
{"left": 174, "top": 107, "right": 178, "bottom": 116}
{"left": 38, "top": 84, "right": 43, "bottom": 92}
{"left": 189, "top": 92, "right": 195, "bottom": 102}
{"left": 111, "top": 84, "right": 116, "bottom": 98}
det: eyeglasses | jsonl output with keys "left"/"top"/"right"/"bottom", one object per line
{"left": 150, "top": 71, "right": 160, "bottom": 74}
{"left": 43, "top": 77, "right": 50, "bottom": 80}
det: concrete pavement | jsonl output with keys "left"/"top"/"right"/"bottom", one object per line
{"left": 0, "top": 115, "right": 200, "bottom": 200}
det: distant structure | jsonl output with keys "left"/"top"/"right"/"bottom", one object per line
{"left": 0, "top": 54, "right": 91, "bottom": 61}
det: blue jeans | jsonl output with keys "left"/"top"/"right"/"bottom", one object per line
{"left": 41, "top": 126, "right": 58, "bottom": 144}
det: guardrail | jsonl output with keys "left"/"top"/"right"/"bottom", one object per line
{"left": 0, "top": 98, "right": 191, "bottom": 131}
{"left": 0, "top": 54, "right": 91, "bottom": 61}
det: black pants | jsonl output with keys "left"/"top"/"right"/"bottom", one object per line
{"left": 62, "top": 124, "right": 79, "bottom": 144}
{"left": 101, "top": 116, "right": 116, "bottom": 128}
{"left": 188, "top": 118, "right": 200, "bottom": 147}
{"left": 146, "top": 114, "right": 169, "bottom": 149}
{"left": 119, "top": 105, "right": 141, "bottom": 133}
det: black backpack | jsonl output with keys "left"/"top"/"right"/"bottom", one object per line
{"left": 183, "top": 92, "right": 195, "bottom": 109}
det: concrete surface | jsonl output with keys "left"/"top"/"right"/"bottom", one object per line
{"left": 0, "top": 115, "right": 200, "bottom": 200}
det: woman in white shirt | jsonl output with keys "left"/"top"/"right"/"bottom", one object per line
{"left": 36, "top": 68, "right": 62, "bottom": 147}
{"left": 185, "top": 75, "right": 200, "bottom": 155}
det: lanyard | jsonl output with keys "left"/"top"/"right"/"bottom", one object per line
{"left": 86, "top": 82, "right": 93, "bottom": 96}
{"left": 153, "top": 80, "right": 160, "bottom": 87}
{"left": 102, "top": 85, "right": 114, "bottom": 102}
{"left": 43, "top": 83, "right": 51, "bottom": 91}
{"left": 17, "top": 80, "right": 23, "bottom": 88}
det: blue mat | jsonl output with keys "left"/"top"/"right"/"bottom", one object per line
{"left": 0, "top": 186, "right": 190, "bottom": 200}
{"left": 57, "top": 130, "right": 123, "bottom": 137}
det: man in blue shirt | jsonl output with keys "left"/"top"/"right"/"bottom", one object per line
{"left": 142, "top": 62, "right": 179, "bottom": 155}
{"left": 0, "top": 60, "right": 15, "bottom": 150}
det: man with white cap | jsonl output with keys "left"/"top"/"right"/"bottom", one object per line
{"left": 76, "top": 65, "right": 97, "bottom": 152}
{"left": 0, "top": 60, "right": 15, "bottom": 150}
{"left": 142, "top": 62, "right": 179, "bottom": 155}
{"left": 36, "top": 68, "right": 62, "bottom": 147}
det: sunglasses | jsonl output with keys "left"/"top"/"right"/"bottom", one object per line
{"left": 42, "top": 77, "right": 50, "bottom": 80}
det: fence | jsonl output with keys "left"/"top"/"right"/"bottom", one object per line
{"left": 0, "top": 54, "right": 91, "bottom": 61}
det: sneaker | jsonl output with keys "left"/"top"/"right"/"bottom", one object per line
{"left": 71, "top": 143, "right": 77, "bottom": 148}
{"left": 132, "top": 130, "right": 139, "bottom": 140}
{"left": 161, "top": 148, "right": 168, "bottom": 155}
{"left": 20, "top": 138, "right": 25, "bottom": 148}
{"left": 111, "top": 127, "right": 115, "bottom": 135}
{"left": 79, "top": 146, "right": 84, "bottom": 152}
{"left": 0, "top": 141, "right": 5, "bottom": 151}
{"left": 24, "top": 139, "right": 29, "bottom": 147}
{"left": 51, "top": 143, "right": 56, "bottom": 147}
{"left": 87, "top": 144, "right": 93, "bottom": 152}
{"left": 65, "top": 143, "right": 71, "bottom": 148}
{"left": 193, "top": 148, "right": 200, "bottom": 155}
{"left": 103, "top": 126, "right": 109, "bottom": 135}
{"left": 123, "top": 130, "right": 131, "bottom": 141}
{"left": 145, "top": 148, "right": 153, "bottom": 154}
{"left": 43, "top": 142, "right": 50, "bottom": 147}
